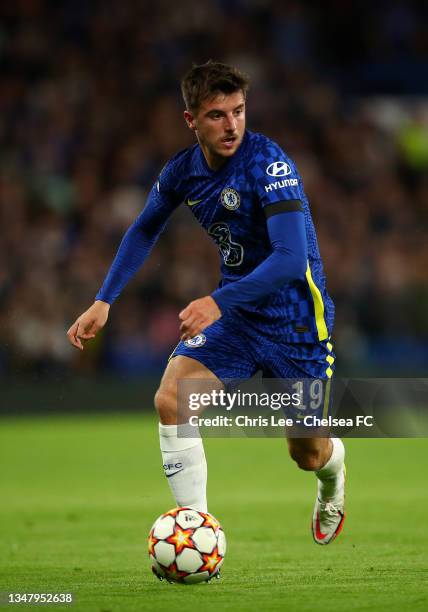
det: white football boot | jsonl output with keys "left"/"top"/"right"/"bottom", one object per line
{"left": 312, "top": 465, "right": 346, "bottom": 545}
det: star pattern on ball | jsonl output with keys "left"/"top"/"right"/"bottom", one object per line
{"left": 164, "top": 507, "right": 182, "bottom": 518}
{"left": 202, "top": 513, "right": 220, "bottom": 530}
{"left": 165, "top": 562, "right": 188, "bottom": 582}
{"left": 149, "top": 507, "right": 225, "bottom": 584}
{"left": 147, "top": 530, "right": 158, "bottom": 556}
{"left": 166, "top": 527, "right": 196, "bottom": 554}
{"left": 200, "top": 547, "right": 222, "bottom": 574}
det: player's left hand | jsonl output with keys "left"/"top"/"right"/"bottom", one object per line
{"left": 179, "top": 296, "right": 221, "bottom": 340}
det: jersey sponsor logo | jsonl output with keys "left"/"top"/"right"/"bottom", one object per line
{"left": 266, "top": 161, "right": 291, "bottom": 177}
{"left": 187, "top": 198, "right": 203, "bottom": 206}
{"left": 208, "top": 222, "right": 244, "bottom": 266}
{"left": 265, "top": 178, "right": 298, "bottom": 192}
{"left": 184, "top": 333, "right": 207, "bottom": 348}
{"left": 220, "top": 187, "right": 240, "bottom": 210}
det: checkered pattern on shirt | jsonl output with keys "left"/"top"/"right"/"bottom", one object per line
{"left": 157, "top": 130, "right": 334, "bottom": 344}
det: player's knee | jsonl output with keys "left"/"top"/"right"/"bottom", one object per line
{"left": 154, "top": 387, "right": 178, "bottom": 424}
{"left": 289, "top": 448, "right": 324, "bottom": 471}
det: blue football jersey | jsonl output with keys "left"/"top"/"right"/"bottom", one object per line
{"left": 150, "top": 130, "right": 334, "bottom": 344}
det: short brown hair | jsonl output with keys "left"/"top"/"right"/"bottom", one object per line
{"left": 181, "top": 61, "right": 249, "bottom": 112}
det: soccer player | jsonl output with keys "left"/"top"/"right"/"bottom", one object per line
{"left": 67, "top": 61, "right": 345, "bottom": 545}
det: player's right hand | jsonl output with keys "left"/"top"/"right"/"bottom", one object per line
{"left": 67, "top": 300, "right": 110, "bottom": 350}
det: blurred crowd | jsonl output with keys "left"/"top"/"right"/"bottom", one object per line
{"left": 0, "top": 0, "right": 427, "bottom": 378}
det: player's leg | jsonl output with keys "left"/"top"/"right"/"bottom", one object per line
{"left": 288, "top": 435, "right": 345, "bottom": 544}
{"left": 155, "top": 315, "right": 257, "bottom": 513}
{"left": 262, "top": 338, "right": 345, "bottom": 543}
{"left": 287, "top": 436, "right": 332, "bottom": 472}
{"left": 154, "top": 355, "right": 221, "bottom": 513}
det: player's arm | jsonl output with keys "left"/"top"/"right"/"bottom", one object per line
{"left": 212, "top": 201, "right": 307, "bottom": 311}
{"left": 67, "top": 181, "right": 179, "bottom": 350}
{"left": 179, "top": 202, "right": 307, "bottom": 339}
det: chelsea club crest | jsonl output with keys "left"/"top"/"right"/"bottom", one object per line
{"left": 220, "top": 187, "right": 240, "bottom": 211}
{"left": 184, "top": 334, "right": 207, "bottom": 348}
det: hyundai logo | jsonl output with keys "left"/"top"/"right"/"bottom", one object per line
{"left": 266, "top": 161, "right": 291, "bottom": 177}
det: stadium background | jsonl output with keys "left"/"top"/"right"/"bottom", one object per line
{"left": 1, "top": 0, "right": 428, "bottom": 412}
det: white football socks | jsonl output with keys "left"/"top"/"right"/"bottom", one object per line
{"left": 159, "top": 423, "right": 207, "bottom": 513}
{"left": 315, "top": 437, "right": 345, "bottom": 503}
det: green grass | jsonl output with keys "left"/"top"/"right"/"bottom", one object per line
{"left": 0, "top": 414, "right": 427, "bottom": 611}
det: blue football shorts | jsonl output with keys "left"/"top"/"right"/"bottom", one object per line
{"left": 170, "top": 313, "right": 335, "bottom": 425}
{"left": 170, "top": 312, "right": 335, "bottom": 381}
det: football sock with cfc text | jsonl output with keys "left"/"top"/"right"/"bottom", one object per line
{"left": 159, "top": 423, "right": 208, "bottom": 513}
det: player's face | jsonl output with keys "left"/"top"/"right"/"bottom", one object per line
{"left": 184, "top": 91, "right": 246, "bottom": 170}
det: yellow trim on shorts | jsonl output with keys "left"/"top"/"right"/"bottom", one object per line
{"left": 325, "top": 339, "right": 334, "bottom": 378}
{"left": 322, "top": 378, "right": 332, "bottom": 418}
{"left": 305, "top": 262, "right": 328, "bottom": 341}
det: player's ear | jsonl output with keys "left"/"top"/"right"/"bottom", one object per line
{"left": 184, "top": 110, "right": 197, "bottom": 131}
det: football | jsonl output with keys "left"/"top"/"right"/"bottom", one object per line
{"left": 148, "top": 507, "right": 226, "bottom": 584}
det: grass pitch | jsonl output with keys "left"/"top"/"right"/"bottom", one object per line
{"left": 0, "top": 414, "right": 427, "bottom": 612}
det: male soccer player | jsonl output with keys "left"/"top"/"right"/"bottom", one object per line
{"left": 67, "top": 61, "right": 345, "bottom": 545}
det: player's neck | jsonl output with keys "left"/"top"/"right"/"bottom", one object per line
{"left": 198, "top": 141, "right": 229, "bottom": 171}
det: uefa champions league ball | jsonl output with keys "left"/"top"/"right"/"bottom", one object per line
{"left": 148, "top": 507, "right": 226, "bottom": 584}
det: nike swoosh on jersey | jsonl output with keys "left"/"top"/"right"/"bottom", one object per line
{"left": 187, "top": 198, "right": 203, "bottom": 206}
{"left": 165, "top": 468, "right": 184, "bottom": 478}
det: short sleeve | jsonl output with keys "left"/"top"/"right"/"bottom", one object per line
{"left": 249, "top": 138, "right": 303, "bottom": 209}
